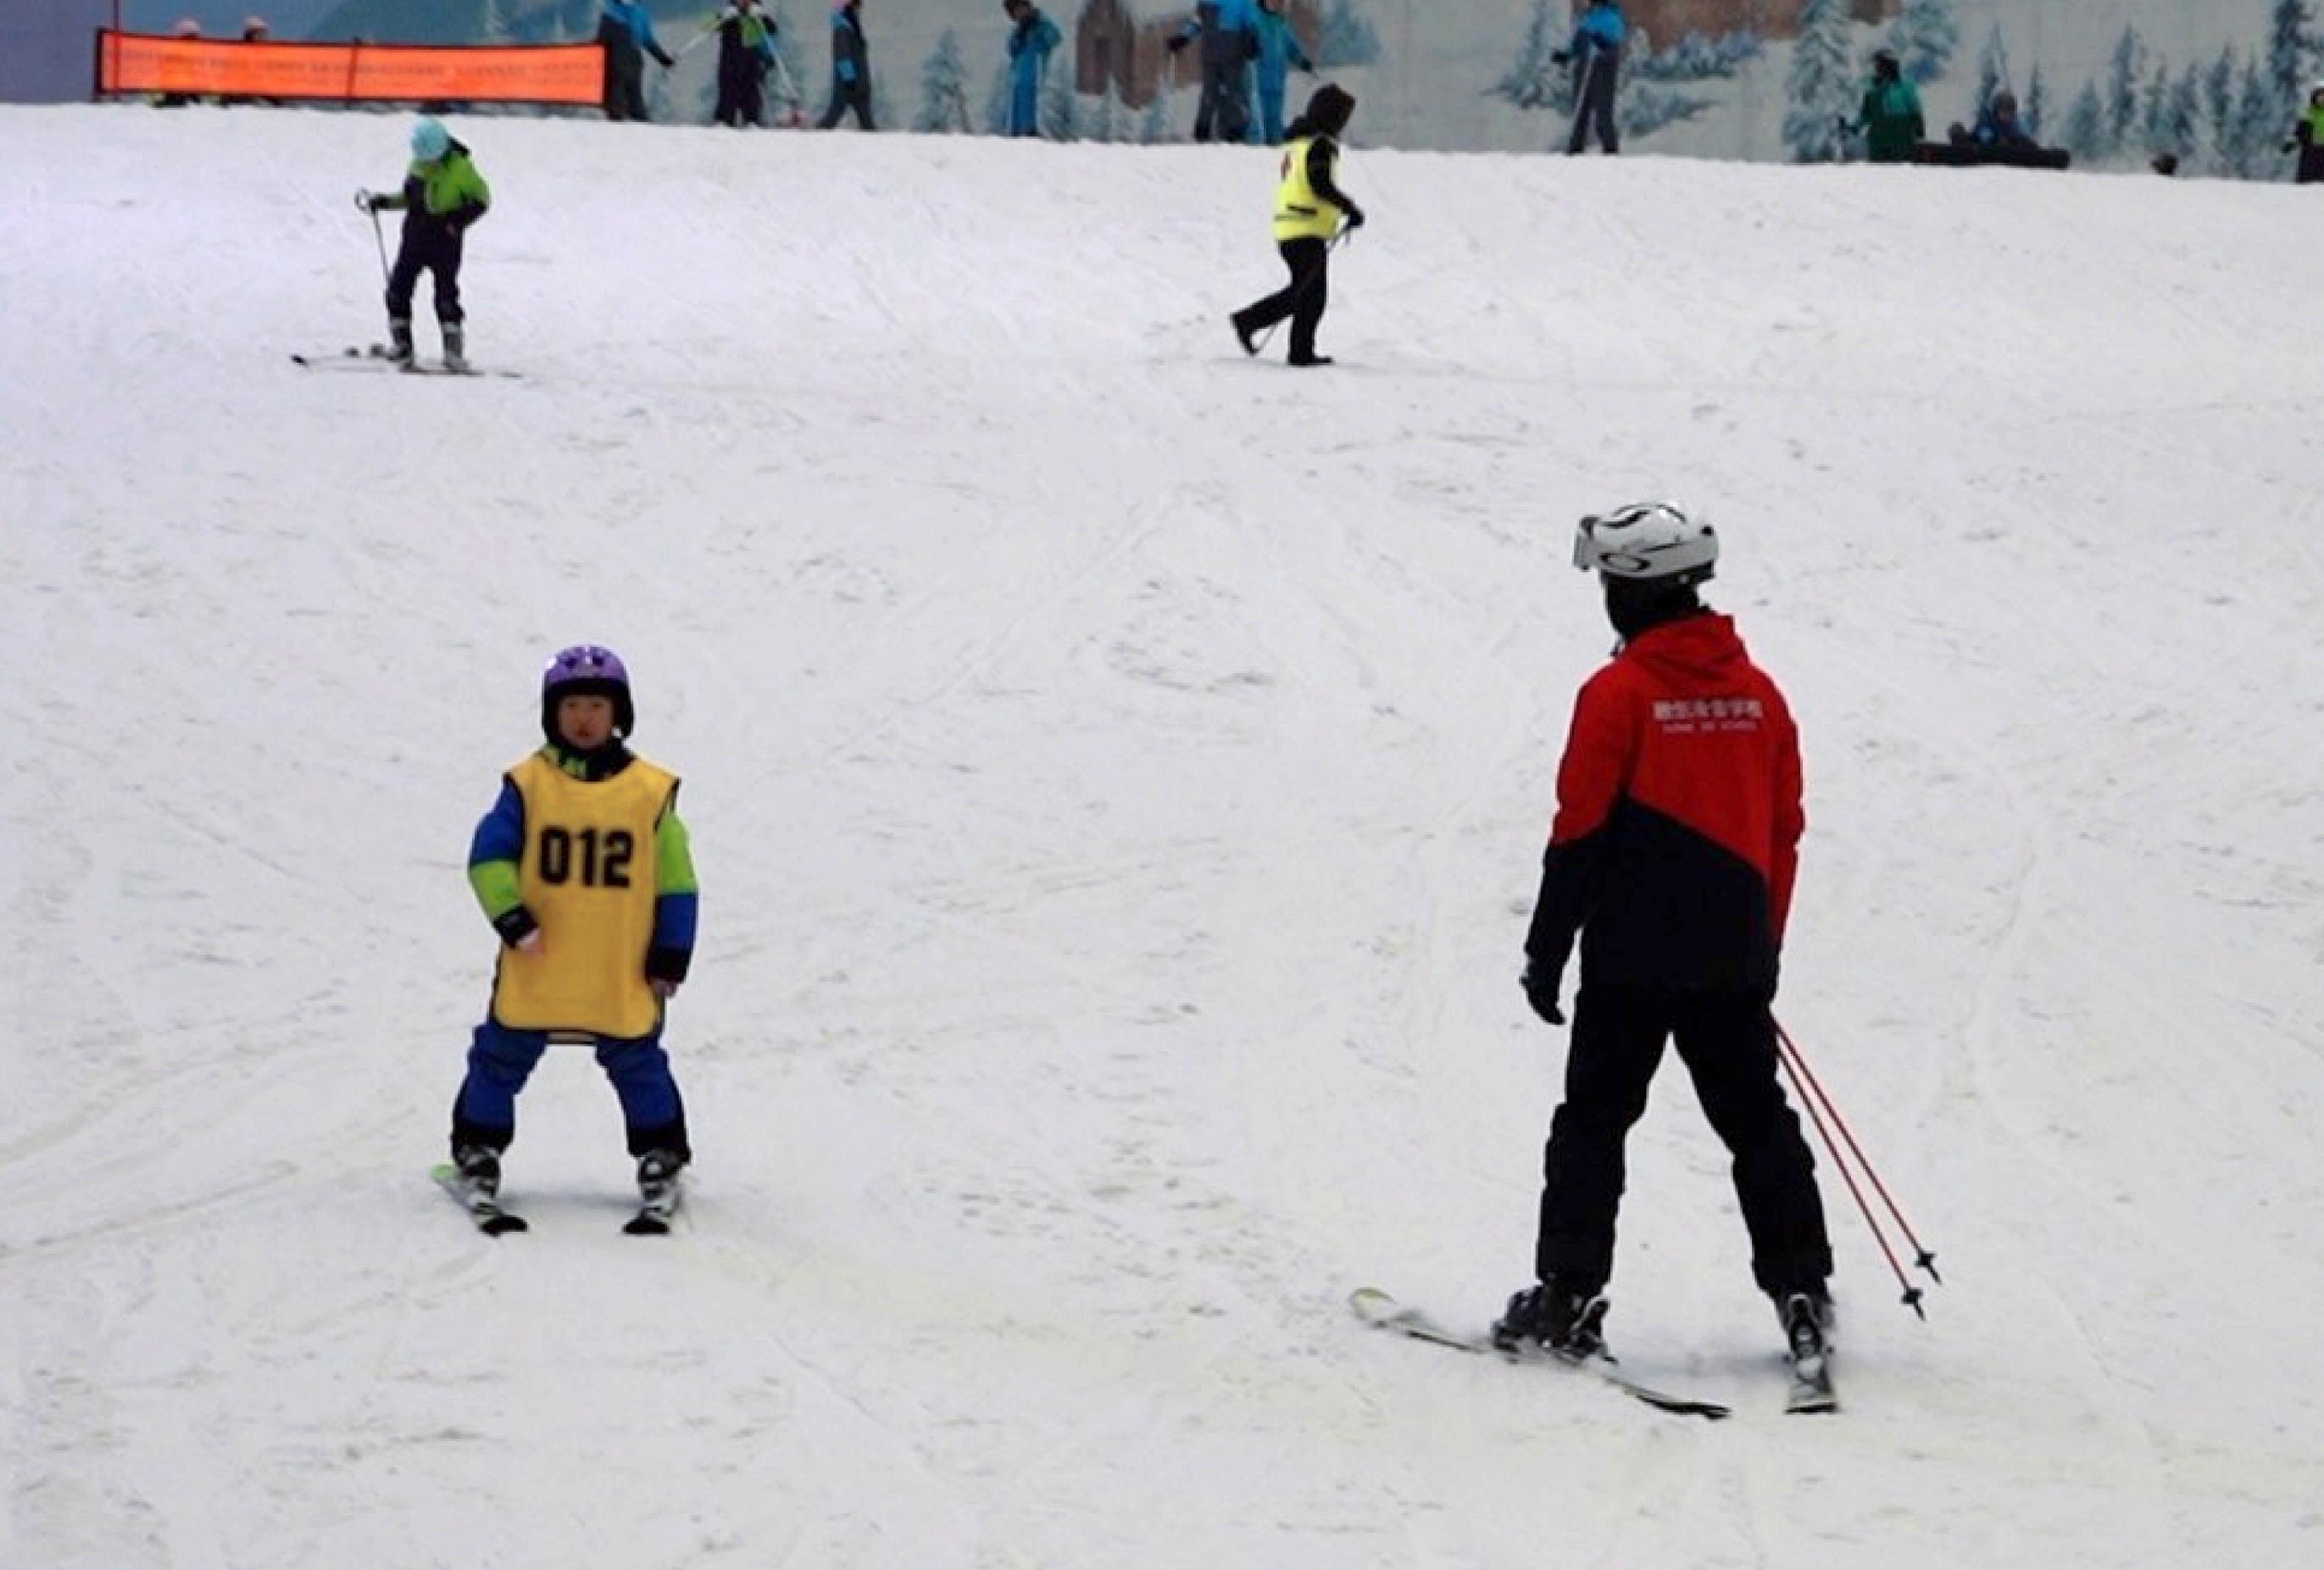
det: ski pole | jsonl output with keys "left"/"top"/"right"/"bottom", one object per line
{"left": 354, "top": 188, "right": 389, "bottom": 287}
{"left": 1776, "top": 1018, "right": 1940, "bottom": 1286}
{"left": 1251, "top": 224, "right": 1349, "bottom": 354}
{"left": 770, "top": 54, "right": 804, "bottom": 125}
{"left": 1778, "top": 1039, "right": 1923, "bottom": 1317}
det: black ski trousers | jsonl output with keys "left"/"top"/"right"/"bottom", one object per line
{"left": 1533, "top": 983, "right": 1832, "bottom": 1298}
{"left": 1193, "top": 58, "right": 1249, "bottom": 142}
{"left": 602, "top": 36, "right": 651, "bottom": 122}
{"left": 819, "top": 81, "right": 874, "bottom": 129}
{"left": 716, "top": 57, "right": 765, "bottom": 126}
{"left": 1566, "top": 50, "right": 1620, "bottom": 154}
{"left": 386, "top": 226, "right": 464, "bottom": 326}
{"left": 1232, "top": 237, "right": 1329, "bottom": 363}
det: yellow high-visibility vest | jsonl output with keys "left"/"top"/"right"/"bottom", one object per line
{"left": 1272, "top": 135, "right": 1343, "bottom": 242}
{"left": 490, "top": 752, "right": 677, "bottom": 1038}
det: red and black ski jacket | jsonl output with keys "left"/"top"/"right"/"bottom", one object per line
{"left": 1525, "top": 612, "right": 1803, "bottom": 995}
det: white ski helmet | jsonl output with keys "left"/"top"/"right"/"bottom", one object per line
{"left": 1572, "top": 502, "right": 1717, "bottom": 587}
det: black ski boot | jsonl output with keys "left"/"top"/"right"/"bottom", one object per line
{"left": 452, "top": 1143, "right": 501, "bottom": 1199}
{"left": 637, "top": 1150, "right": 684, "bottom": 1203}
{"left": 1778, "top": 1288, "right": 1838, "bottom": 1412}
{"left": 386, "top": 316, "right": 415, "bottom": 368}
{"left": 441, "top": 320, "right": 467, "bottom": 374}
{"left": 1778, "top": 1289, "right": 1834, "bottom": 1359}
{"left": 1491, "top": 1278, "right": 1608, "bottom": 1357}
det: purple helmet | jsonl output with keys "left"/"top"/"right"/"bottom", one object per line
{"left": 541, "top": 643, "right": 634, "bottom": 740}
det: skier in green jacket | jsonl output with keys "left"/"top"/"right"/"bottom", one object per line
{"left": 359, "top": 118, "right": 491, "bottom": 372}
{"left": 1846, "top": 48, "right": 1925, "bottom": 164}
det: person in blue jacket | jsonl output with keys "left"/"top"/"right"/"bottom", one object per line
{"left": 819, "top": 0, "right": 875, "bottom": 129}
{"left": 1003, "top": 0, "right": 1061, "bottom": 138}
{"left": 599, "top": 0, "right": 677, "bottom": 123}
{"left": 1248, "top": 0, "right": 1314, "bottom": 146}
{"left": 1552, "top": 0, "right": 1624, "bottom": 155}
{"left": 1166, "top": 0, "right": 1259, "bottom": 144}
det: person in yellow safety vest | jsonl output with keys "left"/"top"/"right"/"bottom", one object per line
{"left": 1230, "top": 83, "right": 1364, "bottom": 368}
{"left": 2287, "top": 83, "right": 2324, "bottom": 186}
{"left": 447, "top": 645, "right": 701, "bottom": 1215}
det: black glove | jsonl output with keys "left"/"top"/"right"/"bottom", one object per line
{"left": 492, "top": 906, "right": 541, "bottom": 949}
{"left": 354, "top": 189, "right": 378, "bottom": 213}
{"left": 1520, "top": 960, "right": 1565, "bottom": 1026}
{"left": 1342, "top": 204, "right": 1366, "bottom": 230}
{"left": 1549, "top": 49, "right": 1571, "bottom": 66}
{"left": 1165, "top": 33, "right": 1189, "bottom": 54}
{"left": 2284, "top": 139, "right": 2300, "bottom": 153}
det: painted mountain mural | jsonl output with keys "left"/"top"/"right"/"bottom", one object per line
{"left": 148, "top": 2, "right": 2324, "bottom": 176}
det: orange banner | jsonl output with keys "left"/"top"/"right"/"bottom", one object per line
{"left": 94, "top": 31, "right": 606, "bottom": 108}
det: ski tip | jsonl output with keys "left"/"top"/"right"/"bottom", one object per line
{"left": 1348, "top": 1287, "right": 1399, "bottom": 1322}
{"left": 481, "top": 1214, "right": 531, "bottom": 1236}
{"left": 622, "top": 1214, "right": 673, "bottom": 1236}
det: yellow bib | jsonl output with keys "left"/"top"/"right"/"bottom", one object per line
{"left": 1273, "top": 135, "right": 1343, "bottom": 242}
{"left": 490, "top": 752, "right": 677, "bottom": 1038}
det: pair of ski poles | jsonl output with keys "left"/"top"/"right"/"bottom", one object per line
{"left": 1775, "top": 1016, "right": 1942, "bottom": 1318}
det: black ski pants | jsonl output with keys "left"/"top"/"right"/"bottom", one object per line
{"left": 1193, "top": 58, "right": 1250, "bottom": 143}
{"left": 603, "top": 46, "right": 651, "bottom": 122}
{"left": 1566, "top": 51, "right": 1620, "bottom": 154}
{"left": 819, "top": 81, "right": 874, "bottom": 130}
{"left": 1232, "top": 237, "right": 1330, "bottom": 363}
{"left": 716, "top": 57, "right": 765, "bottom": 126}
{"left": 386, "top": 226, "right": 464, "bottom": 326}
{"left": 1533, "top": 983, "right": 1832, "bottom": 1298}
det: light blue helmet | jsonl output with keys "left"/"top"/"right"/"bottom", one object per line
{"left": 409, "top": 117, "right": 451, "bottom": 162}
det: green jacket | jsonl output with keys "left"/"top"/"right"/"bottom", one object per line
{"left": 1856, "top": 78, "right": 1925, "bottom": 164}
{"left": 376, "top": 145, "right": 492, "bottom": 231}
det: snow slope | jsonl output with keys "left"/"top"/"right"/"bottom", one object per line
{"left": 6, "top": 103, "right": 2324, "bottom": 1569}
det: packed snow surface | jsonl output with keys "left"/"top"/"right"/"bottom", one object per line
{"left": 5, "top": 104, "right": 2324, "bottom": 1569}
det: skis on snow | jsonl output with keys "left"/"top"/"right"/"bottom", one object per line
{"left": 1351, "top": 1288, "right": 1732, "bottom": 1419}
{"left": 292, "top": 346, "right": 521, "bottom": 379}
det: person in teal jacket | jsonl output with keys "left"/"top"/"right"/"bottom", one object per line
{"left": 819, "top": 0, "right": 875, "bottom": 130}
{"left": 1248, "top": 0, "right": 1315, "bottom": 146}
{"left": 360, "top": 118, "right": 490, "bottom": 371}
{"left": 1845, "top": 48, "right": 1924, "bottom": 164}
{"left": 1003, "top": 1, "right": 1061, "bottom": 138}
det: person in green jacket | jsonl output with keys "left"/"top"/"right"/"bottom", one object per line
{"left": 2285, "top": 82, "right": 2324, "bottom": 185}
{"left": 1846, "top": 48, "right": 1924, "bottom": 164}
{"left": 360, "top": 119, "right": 491, "bottom": 371}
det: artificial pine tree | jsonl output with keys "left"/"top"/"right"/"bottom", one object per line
{"left": 915, "top": 28, "right": 973, "bottom": 133}
{"left": 1887, "top": 0, "right": 1958, "bottom": 86}
{"left": 2105, "top": 25, "right": 2143, "bottom": 152}
{"left": 1495, "top": 1, "right": 1566, "bottom": 111}
{"left": 1781, "top": 0, "right": 1856, "bottom": 163}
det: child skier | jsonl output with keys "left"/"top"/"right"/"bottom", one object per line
{"left": 1229, "top": 82, "right": 1363, "bottom": 367}
{"left": 709, "top": 0, "right": 780, "bottom": 128}
{"left": 359, "top": 118, "right": 489, "bottom": 372}
{"left": 447, "top": 646, "right": 699, "bottom": 1220}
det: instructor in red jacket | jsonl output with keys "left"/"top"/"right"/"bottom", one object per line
{"left": 1493, "top": 503, "right": 1834, "bottom": 1367}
